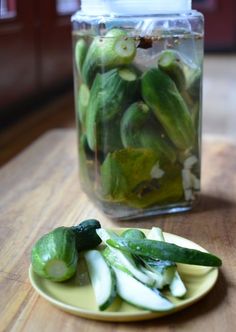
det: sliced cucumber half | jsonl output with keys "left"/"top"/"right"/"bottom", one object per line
{"left": 84, "top": 250, "right": 116, "bottom": 310}
{"left": 113, "top": 267, "right": 174, "bottom": 312}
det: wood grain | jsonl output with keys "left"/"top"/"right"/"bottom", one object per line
{"left": 0, "top": 129, "right": 236, "bottom": 332}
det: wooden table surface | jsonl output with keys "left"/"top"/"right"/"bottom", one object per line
{"left": 1, "top": 129, "right": 235, "bottom": 332}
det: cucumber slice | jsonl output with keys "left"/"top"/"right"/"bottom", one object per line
{"left": 169, "top": 272, "right": 187, "bottom": 298}
{"left": 97, "top": 228, "right": 155, "bottom": 286}
{"left": 148, "top": 227, "right": 187, "bottom": 297}
{"left": 113, "top": 267, "right": 174, "bottom": 312}
{"left": 84, "top": 250, "right": 116, "bottom": 310}
{"left": 148, "top": 227, "right": 165, "bottom": 241}
{"left": 107, "top": 231, "right": 222, "bottom": 267}
{"left": 140, "top": 258, "right": 176, "bottom": 289}
{"left": 103, "top": 247, "right": 132, "bottom": 275}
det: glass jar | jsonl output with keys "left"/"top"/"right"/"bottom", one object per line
{"left": 71, "top": 0, "right": 204, "bottom": 220}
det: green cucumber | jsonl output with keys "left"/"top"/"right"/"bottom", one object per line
{"left": 97, "top": 114, "right": 124, "bottom": 155}
{"left": 122, "top": 228, "right": 176, "bottom": 289}
{"left": 78, "top": 134, "right": 95, "bottom": 191}
{"left": 121, "top": 228, "right": 146, "bottom": 240}
{"left": 139, "top": 126, "right": 177, "bottom": 164}
{"left": 86, "top": 68, "right": 138, "bottom": 151}
{"left": 106, "top": 231, "right": 222, "bottom": 267}
{"left": 76, "top": 83, "right": 90, "bottom": 130}
{"left": 158, "top": 50, "right": 186, "bottom": 91}
{"left": 113, "top": 267, "right": 174, "bottom": 312}
{"left": 71, "top": 219, "right": 102, "bottom": 251}
{"left": 31, "top": 227, "right": 78, "bottom": 282}
{"left": 84, "top": 250, "right": 116, "bottom": 310}
{"left": 141, "top": 68, "right": 195, "bottom": 150}
{"left": 120, "top": 101, "right": 176, "bottom": 163}
{"left": 187, "top": 68, "right": 201, "bottom": 99}
{"left": 147, "top": 227, "right": 186, "bottom": 297}
{"left": 97, "top": 228, "right": 155, "bottom": 286}
{"left": 75, "top": 39, "right": 87, "bottom": 76}
{"left": 82, "top": 29, "right": 136, "bottom": 86}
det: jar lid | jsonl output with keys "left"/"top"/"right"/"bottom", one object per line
{"left": 80, "top": 0, "right": 192, "bottom": 15}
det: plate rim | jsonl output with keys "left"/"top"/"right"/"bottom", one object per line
{"left": 29, "top": 228, "right": 219, "bottom": 321}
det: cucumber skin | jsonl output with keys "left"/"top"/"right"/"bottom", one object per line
{"left": 141, "top": 68, "right": 195, "bottom": 150}
{"left": 158, "top": 50, "right": 186, "bottom": 92}
{"left": 121, "top": 228, "right": 146, "bottom": 240}
{"left": 120, "top": 101, "right": 176, "bottom": 164}
{"left": 76, "top": 83, "right": 90, "bottom": 130}
{"left": 86, "top": 68, "right": 138, "bottom": 151}
{"left": 75, "top": 39, "right": 87, "bottom": 76}
{"left": 31, "top": 227, "right": 78, "bottom": 282}
{"left": 107, "top": 237, "right": 222, "bottom": 267}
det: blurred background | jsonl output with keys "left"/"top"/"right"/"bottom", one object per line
{"left": 0, "top": 0, "right": 236, "bottom": 165}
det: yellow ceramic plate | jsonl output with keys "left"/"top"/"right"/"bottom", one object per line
{"left": 29, "top": 229, "right": 219, "bottom": 322}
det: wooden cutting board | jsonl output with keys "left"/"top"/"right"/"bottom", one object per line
{"left": 1, "top": 129, "right": 236, "bottom": 332}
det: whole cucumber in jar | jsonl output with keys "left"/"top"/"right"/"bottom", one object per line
{"left": 82, "top": 29, "right": 137, "bottom": 86}
{"left": 86, "top": 67, "right": 139, "bottom": 151}
{"left": 141, "top": 68, "right": 196, "bottom": 151}
{"left": 120, "top": 101, "right": 177, "bottom": 164}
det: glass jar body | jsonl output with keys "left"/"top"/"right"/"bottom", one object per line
{"left": 72, "top": 11, "right": 204, "bottom": 220}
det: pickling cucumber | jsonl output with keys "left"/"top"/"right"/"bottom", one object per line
{"left": 76, "top": 83, "right": 90, "bottom": 130}
{"left": 84, "top": 250, "right": 116, "bottom": 310}
{"left": 141, "top": 68, "right": 195, "bottom": 150}
{"left": 97, "top": 228, "right": 155, "bottom": 286}
{"left": 120, "top": 101, "right": 176, "bottom": 163}
{"left": 158, "top": 49, "right": 186, "bottom": 91}
{"left": 148, "top": 227, "right": 187, "bottom": 297}
{"left": 96, "top": 114, "right": 124, "bottom": 155}
{"left": 71, "top": 219, "right": 102, "bottom": 251}
{"left": 123, "top": 228, "right": 176, "bottom": 289}
{"left": 31, "top": 227, "right": 78, "bottom": 282}
{"left": 106, "top": 231, "right": 222, "bottom": 267}
{"left": 75, "top": 39, "right": 87, "bottom": 76}
{"left": 121, "top": 228, "right": 146, "bottom": 240}
{"left": 187, "top": 68, "right": 201, "bottom": 99}
{"left": 113, "top": 267, "right": 174, "bottom": 312}
{"left": 86, "top": 67, "right": 139, "bottom": 151}
{"left": 82, "top": 29, "right": 136, "bottom": 86}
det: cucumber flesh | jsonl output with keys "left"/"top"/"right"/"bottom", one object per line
{"left": 84, "top": 250, "right": 116, "bottom": 310}
{"left": 45, "top": 260, "right": 71, "bottom": 280}
{"left": 169, "top": 272, "right": 187, "bottom": 298}
{"left": 113, "top": 267, "right": 174, "bottom": 312}
{"left": 147, "top": 227, "right": 165, "bottom": 241}
{"left": 96, "top": 228, "right": 155, "bottom": 286}
{"left": 148, "top": 227, "right": 187, "bottom": 297}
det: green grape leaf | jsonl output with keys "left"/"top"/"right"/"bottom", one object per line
{"left": 100, "top": 148, "right": 158, "bottom": 201}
